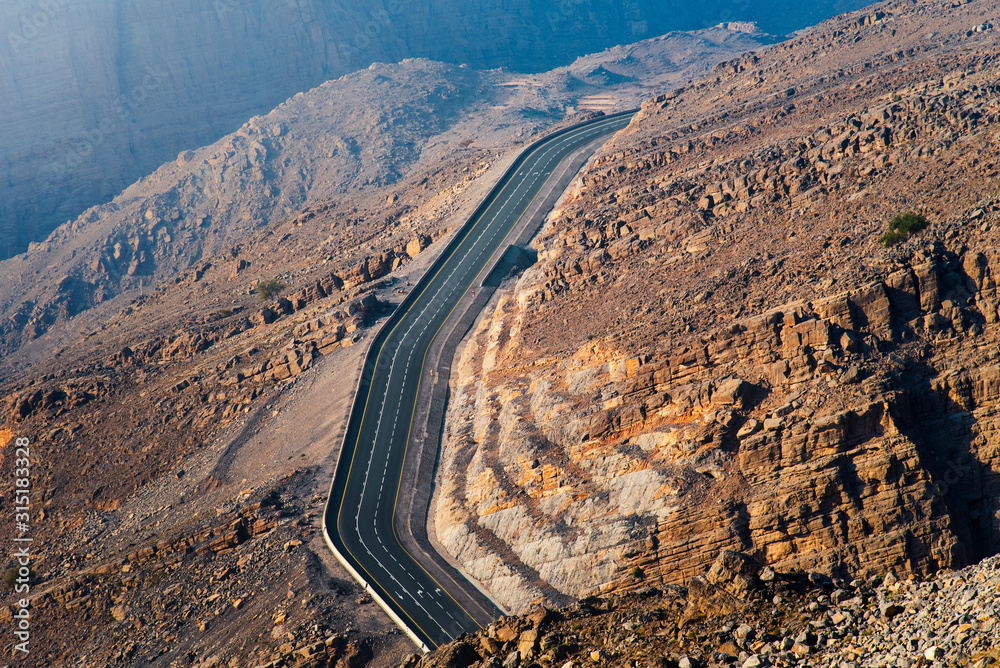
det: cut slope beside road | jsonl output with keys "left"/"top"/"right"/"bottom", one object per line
{"left": 323, "top": 111, "right": 636, "bottom": 650}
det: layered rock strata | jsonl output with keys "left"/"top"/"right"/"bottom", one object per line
{"left": 408, "top": 550, "right": 1000, "bottom": 668}
{"left": 435, "top": 0, "right": 1000, "bottom": 612}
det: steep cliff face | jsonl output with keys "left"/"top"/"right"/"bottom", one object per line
{"left": 435, "top": 0, "right": 1000, "bottom": 612}
{"left": 0, "top": 0, "right": 387, "bottom": 259}
{"left": 0, "top": 0, "right": 871, "bottom": 259}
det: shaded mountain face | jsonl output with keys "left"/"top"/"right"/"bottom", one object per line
{"left": 0, "top": 25, "right": 771, "bottom": 368}
{"left": 0, "top": 0, "right": 873, "bottom": 259}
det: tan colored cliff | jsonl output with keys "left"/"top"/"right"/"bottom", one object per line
{"left": 435, "top": 0, "right": 1000, "bottom": 612}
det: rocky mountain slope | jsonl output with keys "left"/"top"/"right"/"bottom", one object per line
{"left": 0, "top": 0, "right": 869, "bottom": 259}
{"left": 0, "top": 25, "right": 775, "bottom": 667}
{"left": 6, "top": 0, "right": 1000, "bottom": 664}
{"left": 435, "top": 0, "right": 1000, "bottom": 612}
{"left": 411, "top": 549, "right": 1000, "bottom": 668}
{"left": 0, "top": 25, "right": 771, "bottom": 372}
{"left": 0, "top": 59, "right": 482, "bottom": 362}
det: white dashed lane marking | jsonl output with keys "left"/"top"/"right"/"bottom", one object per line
{"left": 338, "top": 114, "right": 632, "bottom": 646}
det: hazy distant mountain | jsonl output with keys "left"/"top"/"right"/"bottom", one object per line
{"left": 0, "top": 0, "right": 873, "bottom": 259}
{"left": 0, "top": 23, "right": 774, "bottom": 363}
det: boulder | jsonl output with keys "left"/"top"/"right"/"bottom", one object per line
{"left": 517, "top": 629, "right": 539, "bottom": 659}
{"left": 711, "top": 378, "right": 750, "bottom": 409}
{"left": 406, "top": 235, "right": 430, "bottom": 258}
{"left": 436, "top": 641, "right": 481, "bottom": 668}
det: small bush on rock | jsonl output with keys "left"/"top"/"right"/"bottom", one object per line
{"left": 256, "top": 278, "right": 287, "bottom": 300}
{"left": 879, "top": 211, "right": 929, "bottom": 247}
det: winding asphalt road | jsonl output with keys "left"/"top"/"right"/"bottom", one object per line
{"left": 323, "top": 110, "right": 636, "bottom": 650}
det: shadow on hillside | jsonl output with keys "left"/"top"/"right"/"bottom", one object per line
{"left": 890, "top": 357, "right": 998, "bottom": 567}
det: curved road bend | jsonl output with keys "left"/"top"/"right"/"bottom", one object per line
{"left": 324, "top": 111, "right": 637, "bottom": 651}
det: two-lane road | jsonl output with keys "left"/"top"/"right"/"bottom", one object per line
{"left": 323, "top": 111, "right": 636, "bottom": 650}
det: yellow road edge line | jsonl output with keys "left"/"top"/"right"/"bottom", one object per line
{"left": 330, "top": 112, "right": 633, "bottom": 649}
{"left": 386, "top": 126, "right": 586, "bottom": 625}
{"left": 387, "top": 116, "right": 629, "bottom": 626}
{"left": 331, "top": 127, "right": 559, "bottom": 646}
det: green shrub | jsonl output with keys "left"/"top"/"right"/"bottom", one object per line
{"left": 256, "top": 278, "right": 287, "bottom": 301}
{"left": 879, "top": 211, "right": 929, "bottom": 247}
{"left": 630, "top": 566, "right": 645, "bottom": 580}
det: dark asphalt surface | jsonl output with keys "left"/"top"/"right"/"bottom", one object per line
{"left": 323, "top": 111, "right": 636, "bottom": 650}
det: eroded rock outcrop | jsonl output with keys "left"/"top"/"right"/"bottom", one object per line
{"left": 435, "top": 0, "right": 1000, "bottom": 612}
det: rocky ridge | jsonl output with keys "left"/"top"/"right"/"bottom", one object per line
{"left": 0, "top": 0, "right": 844, "bottom": 259}
{"left": 0, "top": 59, "right": 482, "bottom": 363}
{"left": 435, "top": 0, "right": 1000, "bottom": 612}
{"left": 0, "top": 24, "right": 779, "bottom": 664}
{"left": 408, "top": 550, "right": 1000, "bottom": 668}
{"left": 0, "top": 60, "right": 500, "bottom": 664}
{"left": 0, "top": 25, "right": 773, "bottom": 371}
{"left": 0, "top": 218, "right": 435, "bottom": 663}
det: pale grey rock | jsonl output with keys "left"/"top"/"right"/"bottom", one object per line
{"left": 0, "top": 0, "right": 806, "bottom": 258}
